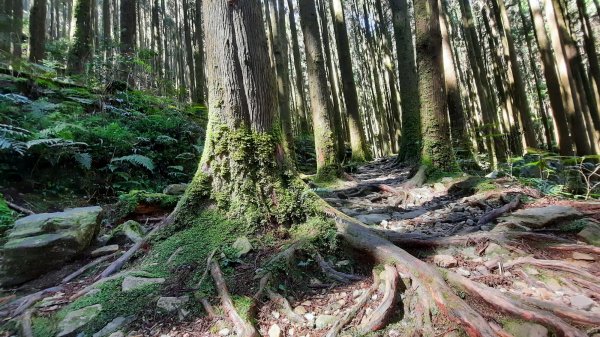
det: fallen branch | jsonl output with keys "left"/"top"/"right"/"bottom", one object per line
{"left": 6, "top": 200, "right": 35, "bottom": 215}
{"left": 477, "top": 196, "right": 520, "bottom": 226}
{"left": 11, "top": 286, "right": 62, "bottom": 317}
{"left": 357, "top": 264, "right": 399, "bottom": 334}
{"left": 210, "top": 260, "right": 258, "bottom": 337}
{"left": 444, "top": 271, "right": 586, "bottom": 337}
{"left": 62, "top": 252, "right": 120, "bottom": 284}
{"left": 315, "top": 253, "right": 363, "bottom": 284}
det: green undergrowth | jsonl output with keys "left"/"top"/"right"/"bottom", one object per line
{"left": 0, "top": 195, "right": 15, "bottom": 236}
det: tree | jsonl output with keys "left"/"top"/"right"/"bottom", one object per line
{"left": 68, "top": 0, "right": 93, "bottom": 74}
{"left": 29, "top": 0, "right": 47, "bottom": 62}
{"left": 299, "top": 0, "right": 339, "bottom": 179}
{"left": 330, "top": 0, "right": 370, "bottom": 162}
{"left": 120, "top": 0, "right": 137, "bottom": 85}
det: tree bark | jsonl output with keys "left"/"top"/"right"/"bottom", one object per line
{"left": 299, "top": 0, "right": 339, "bottom": 179}
{"left": 414, "top": 0, "right": 456, "bottom": 171}
{"left": 29, "top": 0, "right": 47, "bottom": 62}
{"left": 68, "top": 0, "right": 93, "bottom": 74}
{"left": 120, "top": 0, "right": 137, "bottom": 85}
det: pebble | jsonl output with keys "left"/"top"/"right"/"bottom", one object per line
{"left": 570, "top": 294, "right": 595, "bottom": 311}
{"left": 294, "top": 306, "right": 307, "bottom": 315}
{"left": 433, "top": 254, "right": 458, "bottom": 268}
{"left": 268, "top": 324, "right": 281, "bottom": 337}
{"left": 456, "top": 268, "right": 471, "bottom": 277}
{"left": 218, "top": 329, "right": 230, "bottom": 336}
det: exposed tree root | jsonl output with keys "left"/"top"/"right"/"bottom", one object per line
{"left": 444, "top": 272, "right": 587, "bottom": 337}
{"left": 548, "top": 244, "right": 600, "bottom": 256}
{"left": 210, "top": 260, "right": 258, "bottom": 337}
{"left": 519, "top": 296, "right": 600, "bottom": 326}
{"left": 200, "top": 298, "right": 218, "bottom": 318}
{"left": 62, "top": 252, "right": 120, "bottom": 284}
{"left": 266, "top": 289, "right": 304, "bottom": 324}
{"left": 357, "top": 264, "right": 399, "bottom": 334}
{"left": 315, "top": 253, "right": 364, "bottom": 284}
{"left": 5, "top": 200, "right": 35, "bottom": 215}
{"left": 570, "top": 277, "right": 600, "bottom": 299}
{"left": 500, "top": 256, "right": 599, "bottom": 280}
{"left": 8, "top": 286, "right": 63, "bottom": 318}
{"left": 20, "top": 310, "right": 33, "bottom": 337}
{"left": 325, "top": 270, "right": 380, "bottom": 337}
{"left": 326, "top": 206, "right": 498, "bottom": 337}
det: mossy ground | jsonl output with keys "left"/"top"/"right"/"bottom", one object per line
{"left": 0, "top": 195, "right": 15, "bottom": 236}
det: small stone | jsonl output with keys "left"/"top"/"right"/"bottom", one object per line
{"left": 91, "top": 245, "right": 120, "bottom": 257}
{"left": 271, "top": 311, "right": 280, "bottom": 319}
{"left": 121, "top": 276, "right": 165, "bottom": 292}
{"left": 93, "top": 317, "right": 132, "bottom": 337}
{"left": 572, "top": 252, "right": 596, "bottom": 261}
{"left": 466, "top": 219, "right": 475, "bottom": 226}
{"left": 352, "top": 290, "right": 363, "bottom": 298}
{"left": 578, "top": 222, "right": 600, "bottom": 246}
{"left": 434, "top": 183, "right": 446, "bottom": 192}
{"left": 315, "top": 315, "right": 337, "bottom": 329}
{"left": 57, "top": 304, "right": 103, "bottom": 337}
{"left": 301, "top": 300, "right": 312, "bottom": 306}
{"left": 268, "top": 324, "right": 282, "bottom": 337}
{"left": 484, "top": 242, "right": 509, "bottom": 257}
{"left": 218, "top": 328, "right": 230, "bottom": 336}
{"left": 356, "top": 213, "right": 391, "bottom": 225}
{"left": 304, "top": 313, "right": 315, "bottom": 322}
{"left": 505, "top": 322, "right": 548, "bottom": 337}
{"left": 108, "top": 332, "right": 125, "bottom": 337}
{"left": 163, "top": 183, "right": 188, "bottom": 195}
{"left": 456, "top": 268, "right": 471, "bottom": 277}
{"left": 156, "top": 296, "right": 189, "bottom": 312}
{"left": 475, "top": 265, "right": 490, "bottom": 276}
{"left": 570, "top": 294, "right": 595, "bottom": 311}
{"left": 288, "top": 328, "right": 295, "bottom": 336}
{"left": 232, "top": 236, "right": 252, "bottom": 257}
{"left": 433, "top": 254, "right": 458, "bottom": 268}
{"left": 294, "top": 306, "right": 307, "bottom": 315}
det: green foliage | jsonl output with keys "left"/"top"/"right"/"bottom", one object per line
{"left": 110, "top": 154, "right": 155, "bottom": 172}
{"left": 0, "top": 195, "right": 15, "bottom": 236}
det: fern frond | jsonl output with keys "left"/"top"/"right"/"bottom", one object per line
{"left": 111, "top": 154, "right": 155, "bottom": 172}
{"left": 73, "top": 152, "right": 92, "bottom": 170}
{"left": 0, "top": 123, "right": 32, "bottom": 137}
{"left": 0, "top": 137, "right": 26, "bottom": 155}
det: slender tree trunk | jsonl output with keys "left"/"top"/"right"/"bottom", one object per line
{"left": 528, "top": 0, "right": 573, "bottom": 155}
{"left": 329, "top": 0, "right": 370, "bottom": 161}
{"left": 11, "top": 0, "right": 22, "bottom": 57}
{"left": 102, "top": 0, "right": 111, "bottom": 60}
{"left": 120, "top": 0, "right": 136, "bottom": 86}
{"left": 577, "top": 0, "right": 600, "bottom": 133}
{"left": 493, "top": 0, "right": 538, "bottom": 150}
{"left": 545, "top": 0, "right": 591, "bottom": 155}
{"left": 183, "top": 0, "right": 196, "bottom": 102}
{"left": 439, "top": 0, "right": 477, "bottom": 168}
{"left": 29, "top": 0, "right": 47, "bottom": 62}
{"left": 287, "top": 0, "right": 309, "bottom": 134}
{"left": 299, "top": 0, "right": 339, "bottom": 178}
{"left": 390, "top": 0, "right": 420, "bottom": 162}
{"left": 194, "top": 0, "right": 205, "bottom": 103}
{"left": 414, "top": 0, "right": 455, "bottom": 170}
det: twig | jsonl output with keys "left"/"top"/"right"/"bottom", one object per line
{"left": 62, "top": 252, "right": 120, "bottom": 284}
{"left": 477, "top": 196, "right": 520, "bottom": 226}
{"left": 6, "top": 201, "right": 35, "bottom": 215}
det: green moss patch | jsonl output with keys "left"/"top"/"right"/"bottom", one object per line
{"left": 0, "top": 195, "right": 15, "bottom": 236}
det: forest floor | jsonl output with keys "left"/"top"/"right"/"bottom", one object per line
{"left": 2, "top": 158, "right": 600, "bottom": 337}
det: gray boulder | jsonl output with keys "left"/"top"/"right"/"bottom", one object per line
{"left": 499, "top": 206, "right": 582, "bottom": 229}
{"left": 0, "top": 206, "right": 102, "bottom": 286}
{"left": 57, "top": 304, "right": 103, "bottom": 337}
{"left": 163, "top": 183, "right": 188, "bottom": 195}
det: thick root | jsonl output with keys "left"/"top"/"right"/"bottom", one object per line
{"left": 266, "top": 289, "right": 304, "bottom": 324}
{"left": 444, "top": 271, "right": 587, "bottom": 337}
{"left": 326, "top": 206, "right": 497, "bottom": 337}
{"left": 315, "top": 253, "right": 364, "bottom": 284}
{"left": 210, "top": 261, "right": 258, "bottom": 337}
{"left": 357, "top": 264, "right": 399, "bottom": 334}
{"left": 500, "top": 256, "right": 599, "bottom": 281}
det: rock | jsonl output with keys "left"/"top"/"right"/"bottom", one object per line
{"left": 356, "top": 213, "right": 390, "bottom": 225}
{"left": 499, "top": 206, "right": 582, "bottom": 230}
{"left": 157, "top": 296, "right": 189, "bottom": 312}
{"left": 293, "top": 306, "right": 307, "bottom": 315}
{"left": 108, "top": 220, "right": 143, "bottom": 245}
{"left": 57, "top": 304, "right": 103, "bottom": 337}
{"left": 121, "top": 276, "right": 165, "bottom": 292}
{"left": 433, "top": 255, "right": 458, "bottom": 268}
{"left": 315, "top": 315, "right": 337, "bottom": 329}
{"left": 268, "top": 324, "right": 282, "bottom": 337}
{"left": 484, "top": 242, "right": 510, "bottom": 257}
{"left": 456, "top": 268, "right": 471, "bottom": 277}
{"left": 578, "top": 222, "right": 600, "bottom": 246}
{"left": 475, "top": 265, "right": 490, "bottom": 276}
{"left": 570, "top": 294, "right": 595, "bottom": 311}
{"left": 93, "top": 316, "right": 132, "bottom": 337}
{"left": 485, "top": 171, "right": 499, "bottom": 179}
{"left": 341, "top": 208, "right": 359, "bottom": 216}
{"left": 218, "top": 328, "right": 231, "bottom": 336}
{"left": 91, "top": 244, "right": 120, "bottom": 257}
{"left": 232, "top": 236, "right": 252, "bottom": 257}
{"left": 395, "top": 209, "right": 427, "bottom": 220}
{"left": 505, "top": 321, "right": 548, "bottom": 337}
{"left": 433, "top": 183, "right": 446, "bottom": 192}
{"left": 163, "top": 183, "right": 188, "bottom": 195}
{"left": 572, "top": 252, "right": 596, "bottom": 261}
{"left": 0, "top": 206, "right": 102, "bottom": 286}
{"left": 108, "top": 332, "right": 125, "bottom": 337}
{"left": 465, "top": 219, "right": 475, "bottom": 226}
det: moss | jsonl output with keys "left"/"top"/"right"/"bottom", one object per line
{"left": 0, "top": 195, "right": 15, "bottom": 236}
{"left": 233, "top": 295, "right": 255, "bottom": 323}
{"left": 290, "top": 217, "right": 337, "bottom": 251}
{"left": 31, "top": 315, "right": 61, "bottom": 337}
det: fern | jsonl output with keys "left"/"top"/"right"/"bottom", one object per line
{"left": 26, "top": 138, "right": 88, "bottom": 148}
{"left": 111, "top": 154, "right": 155, "bottom": 172}
{"left": 73, "top": 152, "right": 92, "bottom": 170}
{"left": 0, "top": 123, "right": 30, "bottom": 155}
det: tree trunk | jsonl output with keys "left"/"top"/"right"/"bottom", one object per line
{"left": 414, "top": 0, "right": 456, "bottom": 171}
{"left": 528, "top": 0, "right": 573, "bottom": 155}
{"left": 390, "top": 0, "right": 421, "bottom": 163}
{"left": 577, "top": 0, "right": 600, "bottom": 133}
{"left": 330, "top": 0, "right": 371, "bottom": 162}
{"left": 68, "top": 0, "right": 93, "bottom": 74}
{"left": 29, "top": 0, "right": 47, "bottom": 62}
{"left": 194, "top": 0, "right": 205, "bottom": 103}
{"left": 11, "top": 0, "right": 22, "bottom": 58}
{"left": 120, "top": 0, "right": 136, "bottom": 86}
{"left": 183, "top": 0, "right": 196, "bottom": 102}
{"left": 287, "top": 0, "right": 310, "bottom": 134}
{"left": 299, "top": 0, "right": 339, "bottom": 179}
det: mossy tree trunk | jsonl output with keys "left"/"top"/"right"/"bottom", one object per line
{"left": 414, "top": 0, "right": 456, "bottom": 171}
{"left": 29, "top": 0, "right": 47, "bottom": 63}
{"left": 68, "top": 0, "right": 93, "bottom": 74}
{"left": 287, "top": 0, "right": 310, "bottom": 134}
{"left": 299, "top": 0, "right": 340, "bottom": 179}
{"left": 177, "top": 0, "right": 309, "bottom": 226}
